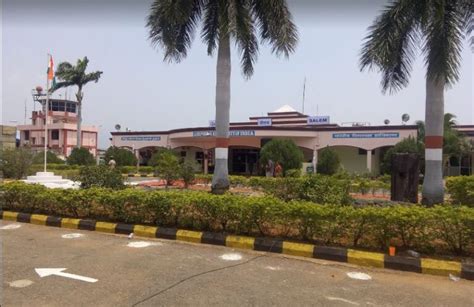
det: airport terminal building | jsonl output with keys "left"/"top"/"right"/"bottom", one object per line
{"left": 110, "top": 105, "right": 437, "bottom": 176}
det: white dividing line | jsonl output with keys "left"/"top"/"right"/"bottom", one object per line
{"left": 219, "top": 253, "right": 242, "bottom": 261}
{"left": 61, "top": 233, "right": 84, "bottom": 239}
{"left": 127, "top": 241, "right": 162, "bottom": 248}
{"left": 0, "top": 224, "right": 22, "bottom": 230}
{"left": 8, "top": 279, "right": 34, "bottom": 288}
{"left": 326, "top": 296, "right": 360, "bottom": 306}
{"left": 35, "top": 268, "right": 98, "bottom": 283}
{"left": 346, "top": 272, "right": 372, "bottom": 280}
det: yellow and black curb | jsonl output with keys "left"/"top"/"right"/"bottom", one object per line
{"left": 124, "top": 173, "right": 155, "bottom": 178}
{"left": 2, "top": 210, "right": 473, "bottom": 281}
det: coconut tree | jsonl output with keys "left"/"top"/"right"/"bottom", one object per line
{"left": 360, "top": 0, "right": 473, "bottom": 205}
{"left": 147, "top": 0, "right": 298, "bottom": 194}
{"left": 50, "top": 57, "right": 103, "bottom": 147}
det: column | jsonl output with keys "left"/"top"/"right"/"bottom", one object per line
{"left": 367, "top": 150, "right": 372, "bottom": 174}
{"left": 312, "top": 149, "right": 318, "bottom": 174}
{"left": 203, "top": 149, "right": 209, "bottom": 175}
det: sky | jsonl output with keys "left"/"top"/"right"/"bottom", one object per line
{"left": 1, "top": 0, "right": 473, "bottom": 149}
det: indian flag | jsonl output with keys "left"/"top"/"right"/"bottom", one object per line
{"left": 47, "top": 55, "right": 54, "bottom": 80}
{"left": 47, "top": 55, "right": 56, "bottom": 88}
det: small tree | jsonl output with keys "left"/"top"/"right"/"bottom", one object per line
{"left": 77, "top": 165, "right": 124, "bottom": 189}
{"left": 67, "top": 147, "right": 95, "bottom": 166}
{"left": 180, "top": 160, "right": 198, "bottom": 188}
{"left": 381, "top": 136, "right": 423, "bottom": 174}
{"left": 148, "top": 148, "right": 177, "bottom": 167}
{"left": 104, "top": 146, "right": 137, "bottom": 166}
{"left": 155, "top": 151, "right": 180, "bottom": 189}
{"left": 259, "top": 139, "right": 304, "bottom": 176}
{"left": 0, "top": 147, "right": 34, "bottom": 179}
{"left": 33, "top": 151, "right": 64, "bottom": 164}
{"left": 316, "top": 147, "right": 340, "bottom": 175}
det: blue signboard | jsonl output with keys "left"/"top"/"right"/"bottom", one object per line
{"left": 257, "top": 118, "right": 272, "bottom": 126}
{"left": 307, "top": 116, "right": 330, "bottom": 125}
{"left": 332, "top": 133, "right": 399, "bottom": 139}
{"left": 121, "top": 136, "right": 161, "bottom": 141}
{"left": 193, "top": 130, "right": 256, "bottom": 137}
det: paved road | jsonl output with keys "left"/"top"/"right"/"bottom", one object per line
{"left": 1, "top": 221, "right": 473, "bottom": 307}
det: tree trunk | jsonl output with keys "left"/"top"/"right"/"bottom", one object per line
{"left": 422, "top": 77, "right": 445, "bottom": 205}
{"left": 76, "top": 90, "right": 83, "bottom": 148}
{"left": 211, "top": 35, "right": 231, "bottom": 194}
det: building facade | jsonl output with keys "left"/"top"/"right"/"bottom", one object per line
{"left": 111, "top": 106, "right": 423, "bottom": 175}
{"left": 0, "top": 125, "right": 17, "bottom": 150}
{"left": 18, "top": 96, "right": 98, "bottom": 158}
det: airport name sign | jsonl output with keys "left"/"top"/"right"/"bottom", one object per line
{"left": 332, "top": 133, "right": 399, "bottom": 139}
{"left": 193, "top": 130, "right": 256, "bottom": 137}
{"left": 120, "top": 136, "right": 161, "bottom": 141}
{"left": 308, "top": 116, "right": 330, "bottom": 125}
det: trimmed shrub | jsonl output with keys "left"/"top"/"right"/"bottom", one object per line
{"left": 1, "top": 182, "right": 473, "bottom": 256}
{"left": 67, "top": 147, "right": 95, "bottom": 166}
{"left": 77, "top": 165, "right": 124, "bottom": 189}
{"left": 33, "top": 151, "right": 64, "bottom": 164}
{"left": 154, "top": 151, "right": 180, "bottom": 188}
{"left": 104, "top": 146, "right": 137, "bottom": 166}
{"left": 259, "top": 139, "right": 304, "bottom": 176}
{"left": 446, "top": 176, "right": 474, "bottom": 207}
{"left": 316, "top": 147, "right": 340, "bottom": 175}
{"left": 0, "top": 147, "right": 35, "bottom": 179}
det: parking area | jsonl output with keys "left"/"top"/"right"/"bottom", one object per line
{"left": 1, "top": 221, "right": 473, "bottom": 306}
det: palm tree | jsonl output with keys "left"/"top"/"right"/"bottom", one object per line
{"left": 147, "top": 0, "right": 298, "bottom": 194}
{"left": 50, "top": 57, "right": 103, "bottom": 148}
{"left": 360, "top": 0, "right": 473, "bottom": 205}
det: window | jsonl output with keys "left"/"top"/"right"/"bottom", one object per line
{"left": 49, "top": 100, "right": 66, "bottom": 112}
{"left": 32, "top": 119, "right": 36, "bottom": 125}
{"left": 24, "top": 131, "right": 30, "bottom": 140}
{"left": 66, "top": 102, "right": 76, "bottom": 113}
{"left": 51, "top": 130, "right": 59, "bottom": 140}
{"left": 180, "top": 151, "right": 187, "bottom": 157}
{"left": 32, "top": 137, "right": 36, "bottom": 144}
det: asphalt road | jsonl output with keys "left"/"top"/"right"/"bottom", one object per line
{"left": 1, "top": 221, "right": 473, "bottom": 307}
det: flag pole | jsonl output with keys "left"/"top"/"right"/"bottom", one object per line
{"left": 44, "top": 54, "right": 51, "bottom": 172}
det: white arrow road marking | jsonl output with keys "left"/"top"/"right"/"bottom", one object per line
{"left": 35, "top": 268, "right": 98, "bottom": 283}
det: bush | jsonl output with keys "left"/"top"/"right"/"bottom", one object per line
{"left": 104, "top": 146, "right": 137, "bottom": 166}
{"left": 148, "top": 148, "right": 177, "bottom": 167}
{"left": 180, "top": 161, "right": 198, "bottom": 188}
{"left": 317, "top": 147, "right": 340, "bottom": 175}
{"left": 446, "top": 176, "right": 474, "bottom": 207}
{"left": 77, "top": 165, "right": 124, "bottom": 189}
{"left": 259, "top": 139, "right": 304, "bottom": 176}
{"left": 1, "top": 181, "right": 473, "bottom": 256}
{"left": 67, "top": 147, "right": 95, "bottom": 166}
{"left": 33, "top": 151, "right": 64, "bottom": 164}
{"left": 264, "top": 175, "right": 351, "bottom": 205}
{"left": 381, "top": 136, "right": 423, "bottom": 174}
{"left": 154, "top": 151, "right": 180, "bottom": 188}
{"left": 0, "top": 147, "right": 35, "bottom": 179}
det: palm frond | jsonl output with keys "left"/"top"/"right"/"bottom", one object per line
{"left": 49, "top": 81, "right": 76, "bottom": 93}
{"left": 82, "top": 71, "right": 103, "bottom": 85}
{"left": 422, "top": 1, "right": 465, "bottom": 87}
{"left": 147, "top": 0, "right": 203, "bottom": 62}
{"left": 360, "top": 0, "right": 422, "bottom": 94}
{"left": 201, "top": 0, "right": 220, "bottom": 55}
{"left": 251, "top": 0, "right": 298, "bottom": 57}
{"left": 231, "top": 0, "right": 258, "bottom": 78}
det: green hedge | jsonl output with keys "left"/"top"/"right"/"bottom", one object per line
{"left": 1, "top": 182, "right": 473, "bottom": 256}
{"left": 447, "top": 176, "right": 474, "bottom": 207}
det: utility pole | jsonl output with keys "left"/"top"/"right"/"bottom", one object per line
{"left": 302, "top": 77, "right": 306, "bottom": 114}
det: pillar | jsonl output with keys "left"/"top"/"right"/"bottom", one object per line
{"left": 204, "top": 149, "right": 209, "bottom": 175}
{"left": 367, "top": 150, "right": 372, "bottom": 174}
{"left": 312, "top": 149, "right": 318, "bottom": 174}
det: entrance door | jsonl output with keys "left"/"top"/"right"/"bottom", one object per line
{"left": 230, "top": 148, "right": 259, "bottom": 175}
